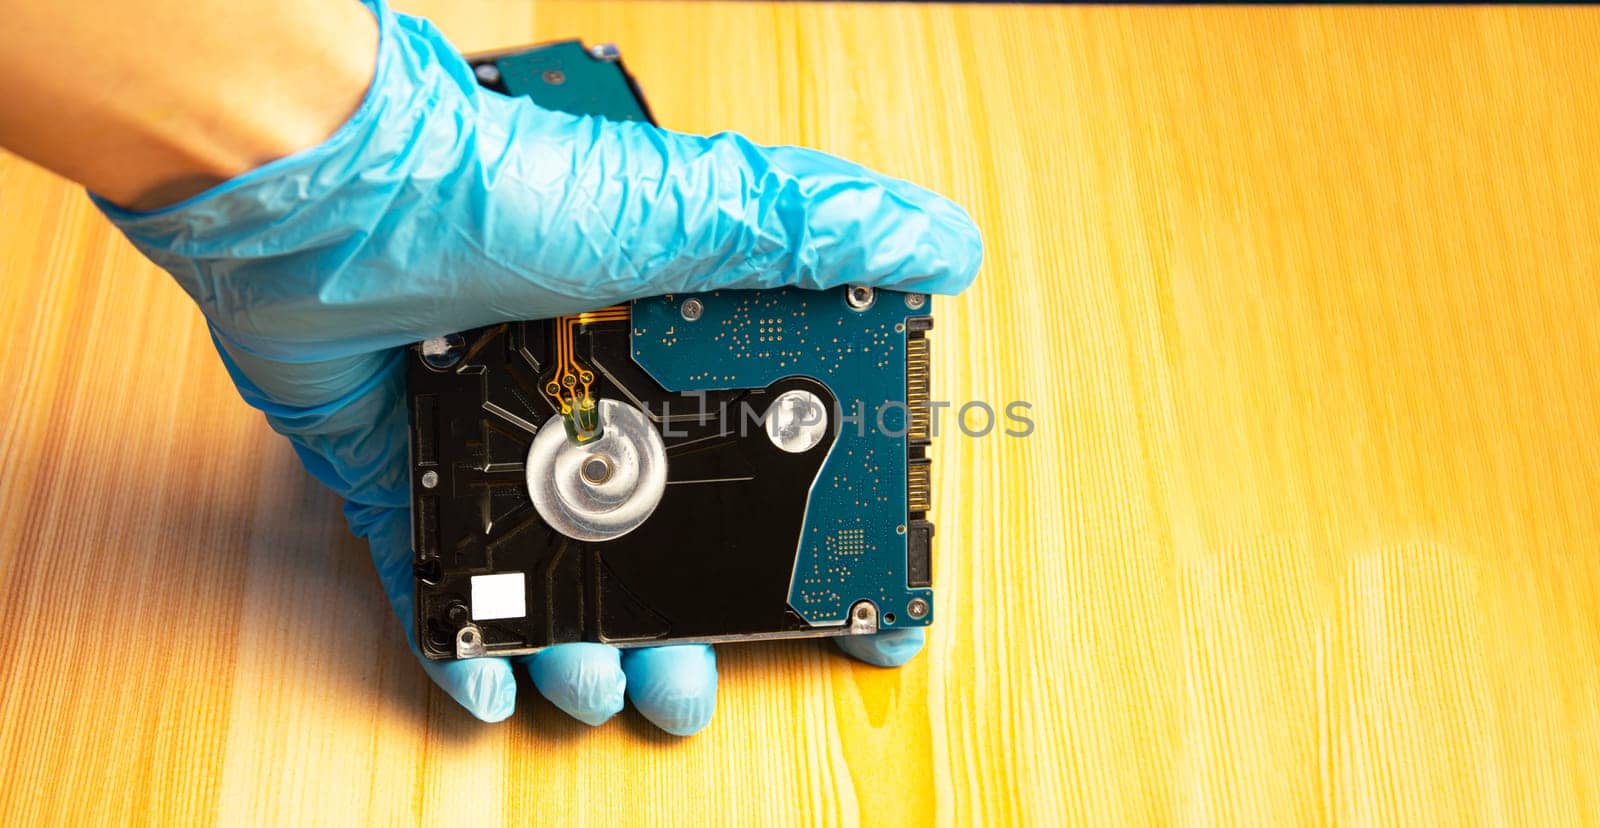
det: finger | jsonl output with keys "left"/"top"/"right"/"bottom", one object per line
{"left": 467, "top": 96, "right": 985, "bottom": 310}
{"left": 419, "top": 655, "right": 518, "bottom": 723}
{"left": 620, "top": 645, "right": 718, "bottom": 737}
{"left": 834, "top": 628, "right": 926, "bottom": 668}
{"left": 549, "top": 115, "right": 984, "bottom": 298}
{"left": 524, "top": 644, "right": 627, "bottom": 726}
{"left": 357, "top": 501, "right": 518, "bottom": 721}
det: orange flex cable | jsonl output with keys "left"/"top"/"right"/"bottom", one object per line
{"left": 546, "top": 304, "right": 630, "bottom": 411}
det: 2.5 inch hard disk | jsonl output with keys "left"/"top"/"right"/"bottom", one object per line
{"left": 409, "top": 41, "right": 936, "bottom": 659}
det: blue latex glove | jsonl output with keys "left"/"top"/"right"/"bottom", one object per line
{"left": 94, "top": 1, "right": 980, "bottom": 734}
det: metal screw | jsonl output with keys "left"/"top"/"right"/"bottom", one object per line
{"left": 846, "top": 285, "right": 875, "bottom": 311}
{"left": 473, "top": 63, "right": 501, "bottom": 85}
{"left": 848, "top": 600, "right": 879, "bottom": 634}
{"left": 905, "top": 293, "right": 926, "bottom": 310}
{"left": 907, "top": 598, "right": 929, "bottom": 619}
{"left": 420, "top": 470, "right": 439, "bottom": 489}
{"left": 681, "top": 298, "right": 704, "bottom": 321}
{"left": 542, "top": 69, "right": 566, "bottom": 85}
{"left": 455, "top": 624, "right": 487, "bottom": 658}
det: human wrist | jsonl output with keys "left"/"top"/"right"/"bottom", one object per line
{"left": 0, "top": 0, "right": 379, "bottom": 211}
{"left": 115, "top": 1, "right": 379, "bottom": 210}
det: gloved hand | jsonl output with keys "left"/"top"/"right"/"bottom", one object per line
{"left": 94, "top": 1, "right": 980, "bottom": 734}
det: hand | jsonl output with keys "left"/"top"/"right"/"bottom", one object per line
{"left": 94, "top": 4, "right": 980, "bottom": 733}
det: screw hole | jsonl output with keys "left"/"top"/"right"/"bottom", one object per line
{"left": 581, "top": 456, "right": 612, "bottom": 484}
{"left": 884, "top": 613, "right": 896, "bottom": 624}
{"left": 420, "top": 333, "right": 466, "bottom": 370}
{"left": 413, "top": 559, "right": 443, "bottom": 585}
{"left": 426, "top": 620, "right": 453, "bottom": 649}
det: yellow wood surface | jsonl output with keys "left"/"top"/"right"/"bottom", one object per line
{"left": 3, "top": 2, "right": 1600, "bottom": 824}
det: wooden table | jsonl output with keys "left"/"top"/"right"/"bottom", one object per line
{"left": 4, "top": 2, "right": 1599, "bottom": 823}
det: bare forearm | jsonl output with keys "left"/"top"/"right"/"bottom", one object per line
{"left": 0, "top": 0, "right": 376, "bottom": 210}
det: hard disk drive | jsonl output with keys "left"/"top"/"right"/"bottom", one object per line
{"left": 410, "top": 42, "right": 935, "bottom": 659}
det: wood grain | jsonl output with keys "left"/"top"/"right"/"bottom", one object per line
{"left": 3, "top": 2, "right": 1600, "bottom": 824}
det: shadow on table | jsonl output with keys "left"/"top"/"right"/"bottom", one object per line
{"left": 208, "top": 441, "right": 841, "bottom": 744}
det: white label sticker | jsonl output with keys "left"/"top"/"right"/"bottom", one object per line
{"left": 470, "top": 572, "right": 527, "bottom": 621}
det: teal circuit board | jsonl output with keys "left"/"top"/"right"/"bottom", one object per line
{"left": 470, "top": 40, "right": 652, "bottom": 123}
{"left": 630, "top": 288, "right": 935, "bottom": 628}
